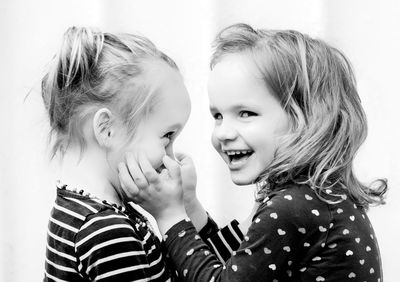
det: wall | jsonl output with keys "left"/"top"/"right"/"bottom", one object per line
{"left": 1, "top": 0, "right": 399, "bottom": 280}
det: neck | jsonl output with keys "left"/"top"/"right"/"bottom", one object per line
{"left": 56, "top": 146, "right": 122, "bottom": 206}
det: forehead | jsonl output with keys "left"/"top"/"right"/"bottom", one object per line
{"left": 143, "top": 60, "right": 191, "bottom": 128}
{"left": 208, "top": 53, "right": 273, "bottom": 109}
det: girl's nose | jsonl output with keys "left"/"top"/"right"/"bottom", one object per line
{"left": 214, "top": 121, "right": 237, "bottom": 141}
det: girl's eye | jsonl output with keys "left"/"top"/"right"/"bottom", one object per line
{"left": 213, "top": 113, "right": 222, "bottom": 120}
{"left": 239, "top": 111, "right": 257, "bottom": 118}
{"left": 163, "top": 131, "right": 175, "bottom": 141}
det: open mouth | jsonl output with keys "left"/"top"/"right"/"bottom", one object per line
{"left": 225, "top": 150, "right": 254, "bottom": 164}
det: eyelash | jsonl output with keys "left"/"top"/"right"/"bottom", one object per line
{"left": 212, "top": 111, "right": 257, "bottom": 120}
{"left": 163, "top": 131, "right": 175, "bottom": 140}
{"left": 239, "top": 111, "right": 257, "bottom": 118}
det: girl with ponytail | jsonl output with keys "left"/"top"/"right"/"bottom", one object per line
{"left": 42, "top": 26, "right": 192, "bottom": 281}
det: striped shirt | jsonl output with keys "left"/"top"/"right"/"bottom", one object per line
{"left": 44, "top": 187, "right": 171, "bottom": 282}
{"left": 198, "top": 217, "right": 243, "bottom": 263}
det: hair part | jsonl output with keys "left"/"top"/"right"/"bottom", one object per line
{"left": 211, "top": 23, "right": 387, "bottom": 208}
{"left": 41, "top": 27, "right": 178, "bottom": 158}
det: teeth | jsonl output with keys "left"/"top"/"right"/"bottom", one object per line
{"left": 225, "top": 150, "right": 251, "bottom": 156}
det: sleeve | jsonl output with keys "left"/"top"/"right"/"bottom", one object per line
{"left": 164, "top": 192, "right": 315, "bottom": 282}
{"left": 199, "top": 215, "right": 243, "bottom": 263}
{"left": 74, "top": 212, "right": 165, "bottom": 281}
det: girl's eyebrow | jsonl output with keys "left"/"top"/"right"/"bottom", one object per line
{"left": 210, "top": 103, "right": 255, "bottom": 113}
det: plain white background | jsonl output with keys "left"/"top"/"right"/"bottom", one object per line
{"left": 1, "top": 0, "right": 399, "bottom": 281}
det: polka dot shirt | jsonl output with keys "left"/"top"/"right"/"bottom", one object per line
{"left": 164, "top": 183, "right": 382, "bottom": 281}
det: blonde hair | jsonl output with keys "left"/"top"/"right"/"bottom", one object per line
{"left": 211, "top": 23, "right": 387, "bottom": 208}
{"left": 42, "top": 27, "right": 178, "bottom": 158}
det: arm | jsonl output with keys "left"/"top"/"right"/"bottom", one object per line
{"left": 163, "top": 194, "right": 304, "bottom": 282}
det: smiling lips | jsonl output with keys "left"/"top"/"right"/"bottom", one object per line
{"left": 223, "top": 150, "right": 254, "bottom": 169}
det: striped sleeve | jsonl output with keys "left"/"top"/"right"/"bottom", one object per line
{"left": 199, "top": 218, "right": 244, "bottom": 263}
{"left": 75, "top": 212, "right": 155, "bottom": 281}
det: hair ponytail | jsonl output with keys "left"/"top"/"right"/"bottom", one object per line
{"left": 42, "top": 27, "right": 178, "bottom": 158}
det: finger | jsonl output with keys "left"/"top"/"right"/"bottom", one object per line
{"left": 125, "top": 152, "right": 148, "bottom": 189}
{"left": 138, "top": 152, "right": 160, "bottom": 185}
{"left": 117, "top": 162, "right": 140, "bottom": 199}
{"left": 163, "top": 155, "right": 181, "bottom": 179}
{"left": 176, "top": 153, "right": 195, "bottom": 169}
{"left": 174, "top": 152, "right": 187, "bottom": 164}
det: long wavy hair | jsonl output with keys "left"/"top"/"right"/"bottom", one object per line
{"left": 211, "top": 23, "right": 387, "bottom": 208}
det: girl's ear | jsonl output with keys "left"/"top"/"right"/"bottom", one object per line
{"left": 93, "top": 108, "right": 114, "bottom": 148}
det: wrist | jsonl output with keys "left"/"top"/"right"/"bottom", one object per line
{"left": 155, "top": 206, "right": 187, "bottom": 234}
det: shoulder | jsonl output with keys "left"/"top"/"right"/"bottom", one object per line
{"left": 255, "top": 184, "right": 332, "bottom": 228}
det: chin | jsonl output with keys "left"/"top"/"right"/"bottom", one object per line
{"left": 230, "top": 174, "right": 256, "bottom": 186}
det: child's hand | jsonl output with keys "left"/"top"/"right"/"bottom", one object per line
{"left": 118, "top": 152, "right": 187, "bottom": 232}
{"left": 175, "top": 153, "right": 198, "bottom": 208}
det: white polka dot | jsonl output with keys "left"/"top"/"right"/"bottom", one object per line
{"left": 270, "top": 212, "right": 278, "bottom": 219}
{"left": 305, "top": 194, "right": 313, "bottom": 200}
{"left": 269, "top": 264, "right": 276, "bottom": 270}
{"left": 348, "top": 272, "right": 356, "bottom": 278}
{"left": 341, "top": 194, "right": 347, "bottom": 200}
{"left": 343, "top": 229, "right": 350, "bottom": 235}
{"left": 264, "top": 247, "right": 272, "bottom": 254}
{"left": 288, "top": 260, "right": 292, "bottom": 266}
{"left": 194, "top": 234, "right": 200, "bottom": 240}
{"left": 349, "top": 215, "right": 355, "bottom": 221}
{"left": 359, "top": 259, "right": 365, "bottom": 265}
{"left": 328, "top": 243, "right": 337, "bottom": 249}
{"left": 353, "top": 203, "right": 357, "bottom": 209}
{"left": 311, "top": 209, "right": 320, "bottom": 216}
{"left": 370, "top": 268, "right": 375, "bottom": 274}
{"left": 204, "top": 250, "right": 210, "bottom": 256}
{"left": 326, "top": 189, "right": 332, "bottom": 194}
{"left": 284, "top": 195, "right": 293, "bottom": 200}
{"left": 362, "top": 214, "right": 365, "bottom": 219}
{"left": 370, "top": 234, "right": 374, "bottom": 239}
{"left": 245, "top": 235, "right": 250, "bottom": 241}
{"left": 329, "top": 223, "right": 334, "bottom": 229}
{"left": 178, "top": 231, "right": 186, "bottom": 237}
{"left": 209, "top": 277, "right": 215, "bottom": 282}
{"left": 300, "top": 267, "right": 307, "bottom": 272}
{"left": 245, "top": 248, "right": 252, "bottom": 255}
{"left": 263, "top": 197, "right": 270, "bottom": 203}
{"left": 304, "top": 242, "right": 310, "bottom": 247}
{"left": 355, "top": 238, "right": 360, "bottom": 243}
{"left": 321, "top": 243, "right": 325, "bottom": 248}
{"left": 186, "top": 249, "right": 194, "bottom": 256}
{"left": 312, "top": 256, "right": 321, "bottom": 261}
{"left": 319, "top": 226, "right": 327, "bottom": 232}
{"left": 213, "top": 264, "right": 221, "bottom": 268}
{"left": 316, "top": 276, "right": 325, "bottom": 281}
{"left": 232, "top": 265, "right": 238, "bottom": 271}
{"left": 337, "top": 208, "right": 343, "bottom": 214}
{"left": 366, "top": 246, "right": 371, "bottom": 252}
{"left": 277, "top": 229, "right": 286, "bottom": 235}
{"left": 298, "top": 227, "right": 306, "bottom": 234}
{"left": 183, "top": 269, "right": 188, "bottom": 277}
{"left": 283, "top": 246, "right": 291, "bottom": 252}
{"left": 287, "top": 270, "right": 292, "bottom": 277}
{"left": 254, "top": 217, "right": 261, "bottom": 223}
{"left": 266, "top": 201, "right": 273, "bottom": 206}
{"left": 346, "top": 250, "right": 353, "bottom": 256}
{"left": 232, "top": 251, "right": 236, "bottom": 256}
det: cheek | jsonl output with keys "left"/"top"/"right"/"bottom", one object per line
{"left": 211, "top": 130, "right": 220, "bottom": 151}
{"left": 137, "top": 142, "right": 166, "bottom": 169}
